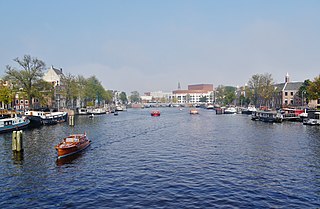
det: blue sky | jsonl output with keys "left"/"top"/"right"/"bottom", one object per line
{"left": 0, "top": 0, "right": 319, "bottom": 94}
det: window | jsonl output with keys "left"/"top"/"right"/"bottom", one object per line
{"left": 290, "top": 99, "right": 293, "bottom": 104}
{"left": 16, "top": 100, "right": 19, "bottom": 104}
{"left": 284, "top": 100, "right": 288, "bottom": 104}
{"left": 285, "top": 92, "right": 288, "bottom": 96}
{"left": 20, "top": 100, "right": 24, "bottom": 104}
{"left": 291, "top": 92, "right": 294, "bottom": 96}
{"left": 25, "top": 101, "right": 28, "bottom": 104}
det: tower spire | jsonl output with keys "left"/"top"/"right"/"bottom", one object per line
{"left": 178, "top": 82, "right": 181, "bottom": 90}
{"left": 285, "top": 72, "right": 290, "bottom": 83}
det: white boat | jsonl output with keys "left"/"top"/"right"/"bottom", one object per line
{"left": 0, "top": 115, "right": 30, "bottom": 133}
{"left": 77, "top": 108, "right": 88, "bottom": 115}
{"left": 206, "top": 104, "right": 214, "bottom": 109}
{"left": 303, "top": 110, "right": 320, "bottom": 126}
{"left": 224, "top": 107, "right": 237, "bottom": 114}
{"left": 24, "top": 110, "right": 68, "bottom": 126}
{"left": 87, "top": 108, "right": 106, "bottom": 115}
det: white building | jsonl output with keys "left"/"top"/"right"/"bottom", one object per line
{"left": 170, "top": 84, "right": 215, "bottom": 104}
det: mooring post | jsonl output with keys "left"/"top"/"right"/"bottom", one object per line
{"left": 16, "top": 130, "right": 23, "bottom": 152}
{"left": 12, "top": 131, "right": 17, "bottom": 151}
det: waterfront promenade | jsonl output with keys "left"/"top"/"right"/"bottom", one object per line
{"left": 0, "top": 108, "right": 319, "bottom": 208}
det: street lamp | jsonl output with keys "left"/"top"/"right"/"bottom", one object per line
{"left": 302, "top": 90, "right": 306, "bottom": 107}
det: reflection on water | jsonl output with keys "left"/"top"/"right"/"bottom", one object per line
{"left": 0, "top": 108, "right": 320, "bottom": 208}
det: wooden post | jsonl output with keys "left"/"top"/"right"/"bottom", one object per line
{"left": 12, "top": 131, "right": 17, "bottom": 151}
{"left": 69, "top": 115, "right": 75, "bottom": 126}
{"left": 16, "top": 130, "right": 23, "bottom": 152}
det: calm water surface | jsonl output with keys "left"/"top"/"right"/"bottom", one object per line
{"left": 0, "top": 108, "right": 320, "bottom": 208}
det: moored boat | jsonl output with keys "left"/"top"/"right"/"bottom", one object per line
{"left": 303, "top": 110, "right": 320, "bottom": 126}
{"left": 252, "top": 110, "right": 283, "bottom": 123}
{"left": 24, "top": 110, "right": 68, "bottom": 126}
{"left": 224, "top": 107, "right": 237, "bottom": 114}
{"left": 0, "top": 115, "right": 30, "bottom": 133}
{"left": 151, "top": 110, "right": 160, "bottom": 116}
{"left": 281, "top": 108, "right": 304, "bottom": 122}
{"left": 55, "top": 133, "right": 91, "bottom": 159}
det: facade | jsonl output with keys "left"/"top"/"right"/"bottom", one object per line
{"left": 170, "top": 84, "right": 214, "bottom": 104}
{"left": 273, "top": 73, "right": 303, "bottom": 108}
{"left": 143, "top": 91, "right": 171, "bottom": 103}
{"left": 43, "top": 66, "right": 66, "bottom": 110}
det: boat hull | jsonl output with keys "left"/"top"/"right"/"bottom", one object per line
{"left": 56, "top": 140, "right": 91, "bottom": 159}
{"left": 0, "top": 119, "right": 30, "bottom": 133}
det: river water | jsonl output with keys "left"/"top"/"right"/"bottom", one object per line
{"left": 0, "top": 108, "right": 319, "bottom": 208}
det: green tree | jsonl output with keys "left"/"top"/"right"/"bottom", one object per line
{"left": 62, "top": 73, "right": 79, "bottom": 108}
{"left": 224, "top": 86, "right": 236, "bottom": 105}
{"left": 248, "top": 73, "right": 274, "bottom": 107}
{"left": 105, "top": 90, "right": 113, "bottom": 104}
{"left": 0, "top": 86, "right": 13, "bottom": 108}
{"left": 199, "top": 96, "right": 207, "bottom": 103}
{"left": 84, "top": 76, "right": 107, "bottom": 106}
{"left": 76, "top": 75, "right": 87, "bottom": 107}
{"left": 307, "top": 75, "right": 320, "bottom": 101}
{"left": 298, "top": 79, "right": 311, "bottom": 105}
{"left": 5, "top": 55, "right": 46, "bottom": 108}
{"left": 119, "top": 92, "right": 128, "bottom": 104}
{"left": 130, "top": 91, "right": 140, "bottom": 103}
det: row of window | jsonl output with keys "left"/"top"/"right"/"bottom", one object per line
{"left": 284, "top": 91, "right": 295, "bottom": 96}
{"left": 16, "top": 100, "right": 28, "bottom": 104}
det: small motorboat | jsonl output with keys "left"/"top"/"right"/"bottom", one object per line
{"left": 190, "top": 109, "right": 199, "bottom": 114}
{"left": 151, "top": 110, "right": 160, "bottom": 116}
{"left": 89, "top": 114, "right": 94, "bottom": 119}
{"left": 114, "top": 112, "right": 119, "bottom": 116}
{"left": 55, "top": 133, "right": 91, "bottom": 159}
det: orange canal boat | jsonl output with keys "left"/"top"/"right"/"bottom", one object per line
{"left": 55, "top": 133, "right": 91, "bottom": 159}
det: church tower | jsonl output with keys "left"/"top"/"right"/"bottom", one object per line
{"left": 285, "top": 72, "right": 290, "bottom": 83}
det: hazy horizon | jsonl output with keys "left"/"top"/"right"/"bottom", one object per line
{"left": 1, "top": 0, "right": 319, "bottom": 94}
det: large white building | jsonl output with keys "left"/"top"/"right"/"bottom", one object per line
{"left": 170, "top": 84, "right": 215, "bottom": 104}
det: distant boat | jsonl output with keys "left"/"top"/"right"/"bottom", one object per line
{"left": 114, "top": 112, "right": 119, "bottom": 116}
{"left": 190, "top": 109, "right": 199, "bottom": 114}
{"left": 303, "top": 110, "right": 320, "bottom": 126}
{"left": 89, "top": 114, "right": 94, "bottom": 119}
{"left": 0, "top": 115, "right": 30, "bottom": 134}
{"left": 241, "top": 106, "right": 256, "bottom": 115}
{"left": 224, "top": 107, "right": 237, "bottom": 114}
{"left": 151, "top": 110, "right": 160, "bottom": 116}
{"left": 87, "top": 108, "right": 106, "bottom": 115}
{"left": 206, "top": 104, "right": 214, "bottom": 109}
{"left": 252, "top": 110, "right": 283, "bottom": 123}
{"left": 55, "top": 133, "right": 91, "bottom": 159}
{"left": 77, "top": 108, "right": 88, "bottom": 115}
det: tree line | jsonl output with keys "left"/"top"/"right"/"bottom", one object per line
{"left": 214, "top": 73, "right": 320, "bottom": 107}
{"left": 0, "top": 55, "right": 129, "bottom": 109}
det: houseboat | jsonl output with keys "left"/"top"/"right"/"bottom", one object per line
{"left": 0, "top": 115, "right": 30, "bottom": 133}
{"left": 252, "top": 110, "right": 283, "bottom": 123}
{"left": 281, "top": 108, "right": 304, "bottom": 122}
{"left": 303, "top": 110, "right": 320, "bottom": 126}
{"left": 24, "top": 110, "right": 68, "bottom": 126}
{"left": 55, "top": 133, "right": 91, "bottom": 159}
